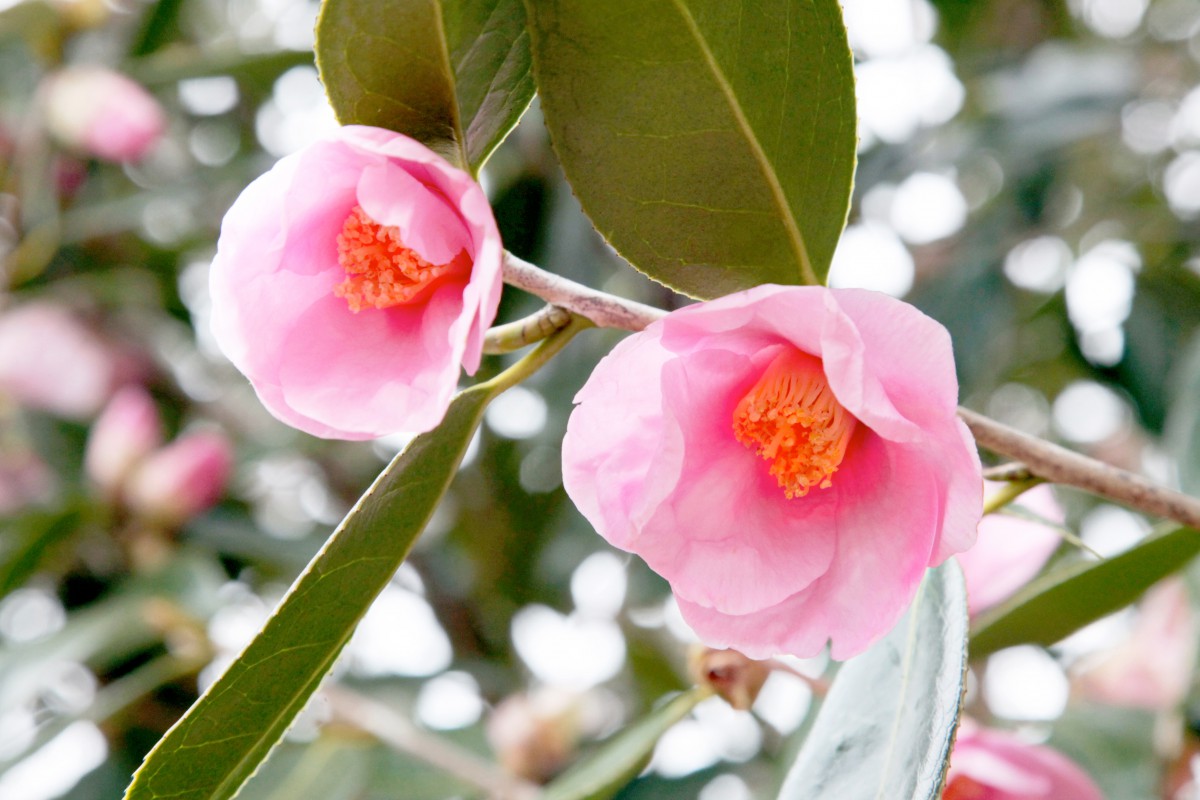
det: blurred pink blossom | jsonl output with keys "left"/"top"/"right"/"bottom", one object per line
{"left": 945, "top": 720, "right": 1103, "bottom": 799}
{"left": 0, "top": 302, "right": 118, "bottom": 418}
{"left": 43, "top": 66, "right": 165, "bottom": 162}
{"left": 84, "top": 386, "right": 163, "bottom": 496}
{"left": 1072, "top": 578, "right": 1196, "bottom": 710}
{"left": 124, "top": 431, "right": 233, "bottom": 525}
{"left": 209, "top": 126, "right": 502, "bottom": 439}
{"left": 562, "top": 285, "right": 982, "bottom": 660}
{"left": 957, "top": 482, "right": 1064, "bottom": 616}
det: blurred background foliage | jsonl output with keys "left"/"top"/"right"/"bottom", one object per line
{"left": 1, "top": 0, "right": 1200, "bottom": 798}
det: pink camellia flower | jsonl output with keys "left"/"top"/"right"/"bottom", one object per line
{"left": 1072, "top": 578, "right": 1196, "bottom": 710}
{"left": 561, "top": 285, "right": 982, "bottom": 659}
{"left": 43, "top": 66, "right": 165, "bottom": 162}
{"left": 124, "top": 431, "right": 233, "bottom": 525}
{"left": 209, "top": 126, "right": 503, "bottom": 439}
{"left": 957, "top": 482, "right": 1064, "bottom": 616}
{"left": 0, "top": 302, "right": 118, "bottom": 418}
{"left": 84, "top": 385, "right": 163, "bottom": 496}
{"left": 944, "top": 719, "right": 1103, "bottom": 800}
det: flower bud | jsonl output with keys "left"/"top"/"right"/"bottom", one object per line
{"left": 84, "top": 386, "right": 163, "bottom": 496}
{"left": 1072, "top": 578, "right": 1196, "bottom": 710}
{"left": 688, "top": 646, "right": 770, "bottom": 711}
{"left": 124, "top": 431, "right": 233, "bottom": 525}
{"left": 42, "top": 67, "right": 165, "bottom": 163}
{"left": 0, "top": 302, "right": 117, "bottom": 419}
{"left": 487, "top": 689, "right": 592, "bottom": 783}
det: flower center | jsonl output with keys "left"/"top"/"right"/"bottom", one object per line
{"left": 334, "top": 205, "right": 455, "bottom": 312}
{"left": 732, "top": 349, "right": 856, "bottom": 499}
{"left": 942, "top": 775, "right": 989, "bottom": 800}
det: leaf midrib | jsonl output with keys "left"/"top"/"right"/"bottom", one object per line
{"left": 429, "top": 0, "right": 470, "bottom": 171}
{"left": 666, "top": 0, "right": 818, "bottom": 286}
{"left": 874, "top": 579, "right": 926, "bottom": 799}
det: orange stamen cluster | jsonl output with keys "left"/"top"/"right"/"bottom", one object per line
{"left": 334, "top": 205, "right": 454, "bottom": 312}
{"left": 732, "top": 349, "right": 856, "bottom": 499}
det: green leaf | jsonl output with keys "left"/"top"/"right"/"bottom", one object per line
{"left": 541, "top": 687, "right": 711, "bottom": 800}
{"left": 1165, "top": 331, "right": 1200, "bottom": 497}
{"left": 970, "top": 524, "right": 1200, "bottom": 657}
{"left": 314, "top": 0, "right": 535, "bottom": 173}
{"left": 0, "top": 505, "right": 81, "bottom": 595}
{"left": 122, "top": 384, "right": 496, "bottom": 800}
{"left": 525, "top": 0, "right": 857, "bottom": 298}
{"left": 777, "top": 562, "right": 969, "bottom": 800}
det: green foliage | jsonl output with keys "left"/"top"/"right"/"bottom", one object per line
{"left": 122, "top": 385, "right": 496, "bottom": 800}
{"left": 314, "top": 0, "right": 535, "bottom": 173}
{"left": 776, "top": 562, "right": 968, "bottom": 800}
{"left": 970, "top": 525, "right": 1200, "bottom": 657}
{"left": 524, "top": 0, "right": 857, "bottom": 298}
{"left": 1165, "top": 332, "right": 1200, "bottom": 496}
{"left": 541, "top": 687, "right": 711, "bottom": 800}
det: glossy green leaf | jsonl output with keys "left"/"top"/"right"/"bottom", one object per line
{"left": 777, "top": 562, "right": 969, "bottom": 800}
{"left": 970, "top": 524, "right": 1200, "bottom": 657}
{"left": 525, "top": 0, "right": 857, "bottom": 298}
{"left": 122, "top": 384, "right": 496, "bottom": 800}
{"left": 314, "top": 0, "right": 535, "bottom": 173}
{"left": 541, "top": 687, "right": 711, "bottom": 800}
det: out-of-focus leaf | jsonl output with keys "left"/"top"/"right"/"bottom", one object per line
{"left": 234, "top": 737, "right": 371, "bottom": 800}
{"left": 1165, "top": 332, "right": 1200, "bottom": 496}
{"left": 1050, "top": 705, "right": 1159, "bottom": 800}
{"left": 129, "top": 0, "right": 184, "bottom": 57}
{"left": 314, "top": 0, "right": 535, "bottom": 173}
{"left": 0, "top": 1, "right": 62, "bottom": 61}
{"left": 541, "top": 687, "right": 711, "bottom": 800}
{"left": 0, "top": 505, "right": 82, "bottom": 594}
{"left": 970, "top": 525, "right": 1200, "bottom": 657}
{"left": 0, "top": 553, "right": 225, "bottom": 717}
{"left": 776, "top": 562, "right": 968, "bottom": 800}
{"left": 525, "top": 0, "right": 856, "bottom": 298}
{"left": 127, "top": 48, "right": 314, "bottom": 87}
{"left": 121, "top": 384, "right": 496, "bottom": 800}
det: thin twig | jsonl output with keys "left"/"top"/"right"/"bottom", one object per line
{"left": 981, "top": 462, "right": 1035, "bottom": 482}
{"left": 959, "top": 407, "right": 1200, "bottom": 530}
{"left": 981, "top": 477, "right": 1042, "bottom": 516}
{"left": 326, "top": 685, "right": 541, "bottom": 800}
{"left": 502, "top": 252, "right": 666, "bottom": 331}
{"left": 483, "top": 304, "right": 573, "bottom": 354}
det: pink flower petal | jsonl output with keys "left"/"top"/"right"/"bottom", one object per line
{"left": 957, "top": 483, "right": 1063, "bottom": 615}
{"left": 563, "top": 284, "right": 982, "bottom": 660}
{"left": 677, "top": 433, "right": 941, "bottom": 659}
{"left": 209, "top": 126, "right": 502, "bottom": 439}
{"left": 948, "top": 723, "right": 1104, "bottom": 800}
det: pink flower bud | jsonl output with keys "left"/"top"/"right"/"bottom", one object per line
{"left": 945, "top": 719, "right": 1102, "bottom": 799}
{"left": 124, "top": 431, "right": 233, "bottom": 525}
{"left": 0, "top": 302, "right": 117, "bottom": 418}
{"left": 956, "top": 482, "right": 1064, "bottom": 616}
{"left": 43, "top": 67, "right": 165, "bottom": 163}
{"left": 84, "top": 386, "right": 163, "bottom": 496}
{"left": 486, "top": 688, "right": 598, "bottom": 783}
{"left": 1073, "top": 578, "right": 1196, "bottom": 710}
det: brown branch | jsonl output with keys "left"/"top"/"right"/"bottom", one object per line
{"left": 326, "top": 685, "right": 540, "bottom": 800}
{"left": 502, "top": 252, "right": 665, "bottom": 331}
{"left": 501, "top": 253, "right": 1200, "bottom": 531}
{"left": 958, "top": 407, "right": 1200, "bottom": 530}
